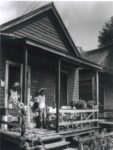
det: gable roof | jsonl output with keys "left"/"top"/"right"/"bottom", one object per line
{"left": 0, "top": 3, "right": 80, "bottom": 58}
{"left": 0, "top": 3, "right": 102, "bottom": 70}
{"left": 81, "top": 44, "right": 113, "bottom": 65}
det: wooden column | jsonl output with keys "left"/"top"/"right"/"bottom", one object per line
{"left": 96, "top": 71, "right": 99, "bottom": 106}
{"left": 56, "top": 59, "right": 61, "bottom": 133}
{"left": 92, "top": 76, "right": 95, "bottom": 101}
{"left": 22, "top": 46, "right": 28, "bottom": 105}
{"left": 21, "top": 45, "right": 28, "bottom": 136}
{"left": 96, "top": 71, "right": 99, "bottom": 121}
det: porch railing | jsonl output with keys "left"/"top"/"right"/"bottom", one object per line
{"left": 59, "top": 109, "right": 99, "bottom": 128}
{"left": 0, "top": 108, "right": 99, "bottom": 132}
{"left": 0, "top": 108, "right": 21, "bottom": 128}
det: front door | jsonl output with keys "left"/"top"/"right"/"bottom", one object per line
{"left": 5, "top": 61, "right": 23, "bottom": 108}
{"left": 5, "top": 61, "right": 31, "bottom": 108}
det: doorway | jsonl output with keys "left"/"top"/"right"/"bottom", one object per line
{"left": 5, "top": 61, "right": 23, "bottom": 107}
{"left": 5, "top": 61, "right": 31, "bottom": 107}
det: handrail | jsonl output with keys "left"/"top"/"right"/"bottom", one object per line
{"left": 60, "top": 109, "right": 99, "bottom": 113}
{"left": 58, "top": 108, "right": 99, "bottom": 128}
{"left": 0, "top": 121, "right": 21, "bottom": 127}
{"left": 59, "top": 119, "right": 98, "bottom": 126}
{"left": 0, "top": 108, "right": 99, "bottom": 131}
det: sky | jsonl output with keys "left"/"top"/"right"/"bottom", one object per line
{"left": 0, "top": 1, "right": 113, "bottom": 51}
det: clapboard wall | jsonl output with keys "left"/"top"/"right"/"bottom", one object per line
{"left": 99, "top": 73, "right": 113, "bottom": 110}
{"left": 30, "top": 64, "right": 79, "bottom": 107}
{"left": 0, "top": 46, "right": 79, "bottom": 109}
{"left": 31, "top": 67, "right": 55, "bottom": 106}
{"left": 3, "top": 11, "right": 76, "bottom": 57}
{"left": 79, "top": 69, "right": 95, "bottom": 101}
{"left": 68, "top": 68, "right": 79, "bottom": 104}
{"left": 0, "top": 48, "right": 5, "bottom": 108}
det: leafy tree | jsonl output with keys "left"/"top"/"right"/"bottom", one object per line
{"left": 98, "top": 16, "right": 113, "bottom": 47}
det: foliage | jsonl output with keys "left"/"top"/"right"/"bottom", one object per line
{"left": 79, "top": 129, "right": 113, "bottom": 150}
{"left": 70, "top": 100, "right": 95, "bottom": 109}
{"left": 98, "top": 16, "right": 113, "bottom": 47}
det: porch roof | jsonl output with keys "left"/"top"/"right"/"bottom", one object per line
{"left": 81, "top": 44, "right": 113, "bottom": 65}
{"left": 81, "top": 44, "right": 113, "bottom": 72}
{"left": 26, "top": 38, "right": 102, "bottom": 70}
{"left": 0, "top": 33, "right": 102, "bottom": 70}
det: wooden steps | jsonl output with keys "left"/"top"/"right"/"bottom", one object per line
{"left": 29, "top": 134, "right": 62, "bottom": 142}
{"left": 33, "top": 139, "right": 70, "bottom": 150}
{"left": 42, "top": 134, "right": 62, "bottom": 142}
{"left": 59, "top": 126, "right": 100, "bottom": 138}
{"left": 44, "top": 141, "right": 70, "bottom": 149}
{"left": 63, "top": 148, "right": 78, "bottom": 150}
{"left": 26, "top": 130, "right": 70, "bottom": 150}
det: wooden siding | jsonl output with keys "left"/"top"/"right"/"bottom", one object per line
{"left": 60, "top": 73, "right": 67, "bottom": 106}
{"left": 0, "top": 60, "right": 79, "bottom": 109}
{"left": 0, "top": 49, "right": 5, "bottom": 108}
{"left": 79, "top": 70, "right": 95, "bottom": 101}
{"left": 67, "top": 68, "right": 79, "bottom": 104}
{"left": 100, "top": 74, "right": 113, "bottom": 110}
{"left": 31, "top": 67, "right": 79, "bottom": 107}
{"left": 31, "top": 67, "right": 55, "bottom": 106}
{"left": 104, "top": 85, "right": 113, "bottom": 110}
{"left": 0, "top": 45, "right": 79, "bottom": 109}
{"left": 11, "top": 13, "right": 75, "bottom": 57}
{"left": 101, "top": 51, "right": 113, "bottom": 73}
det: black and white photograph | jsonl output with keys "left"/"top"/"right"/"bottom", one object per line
{"left": 0, "top": 0, "right": 113, "bottom": 149}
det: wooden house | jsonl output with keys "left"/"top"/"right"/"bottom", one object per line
{"left": 80, "top": 44, "right": 113, "bottom": 119}
{"left": 0, "top": 3, "right": 101, "bottom": 135}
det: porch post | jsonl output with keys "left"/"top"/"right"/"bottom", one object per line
{"left": 22, "top": 45, "right": 28, "bottom": 105}
{"left": 96, "top": 71, "right": 99, "bottom": 121}
{"left": 92, "top": 76, "right": 95, "bottom": 101}
{"left": 56, "top": 59, "right": 61, "bottom": 133}
{"left": 96, "top": 71, "right": 99, "bottom": 106}
{"left": 21, "top": 45, "right": 29, "bottom": 136}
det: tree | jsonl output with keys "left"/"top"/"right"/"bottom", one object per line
{"left": 98, "top": 16, "right": 113, "bottom": 47}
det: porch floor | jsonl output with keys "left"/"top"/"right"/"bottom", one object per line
{"left": 99, "top": 119, "right": 113, "bottom": 124}
{"left": 0, "top": 126, "right": 99, "bottom": 146}
{"left": 99, "top": 119, "right": 113, "bottom": 131}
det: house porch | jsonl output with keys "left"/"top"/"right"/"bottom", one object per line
{"left": 0, "top": 37, "right": 100, "bottom": 134}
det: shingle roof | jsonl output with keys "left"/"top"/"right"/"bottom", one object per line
{"left": 81, "top": 44, "right": 113, "bottom": 65}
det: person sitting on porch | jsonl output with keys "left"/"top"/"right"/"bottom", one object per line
{"left": 36, "top": 88, "right": 46, "bottom": 128}
{"left": 9, "top": 82, "right": 21, "bottom": 104}
{"left": 8, "top": 82, "right": 21, "bottom": 129}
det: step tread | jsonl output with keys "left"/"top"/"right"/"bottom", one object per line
{"left": 42, "top": 135, "right": 62, "bottom": 141}
{"left": 28, "top": 134, "right": 62, "bottom": 142}
{"left": 45, "top": 141, "right": 70, "bottom": 149}
{"left": 63, "top": 148, "right": 78, "bottom": 150}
